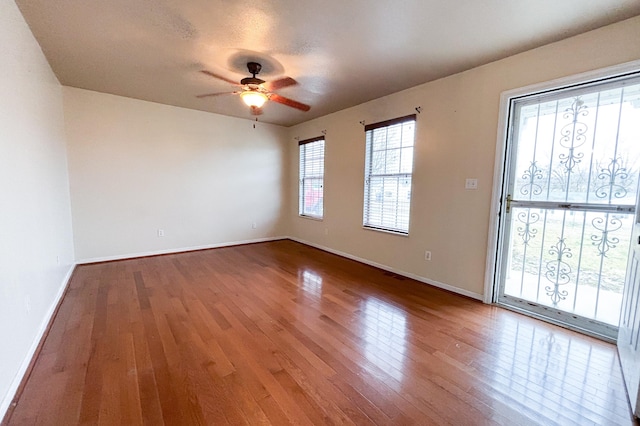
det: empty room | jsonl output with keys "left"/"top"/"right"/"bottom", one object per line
{"left": 2, "top": 0, "right": 640, "bottom": 424}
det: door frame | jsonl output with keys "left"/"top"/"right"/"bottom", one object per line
{"left": 483, "top": 59, "right": 640, "bottom": 311}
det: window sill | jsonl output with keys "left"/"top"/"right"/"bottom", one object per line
{"left": 362, "top": 226, "right": 409, "bottom": 237}
{"left": 299, "top": 214, "right": 323, "bottom": 222}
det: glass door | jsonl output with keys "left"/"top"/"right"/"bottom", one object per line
{"left": 617, "top": 197, "right": 640, "bottom": 417}
{"left": 497, "top": 73, "right": 640, "bottom": 340}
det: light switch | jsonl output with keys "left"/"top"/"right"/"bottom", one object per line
{"left": 465, "top": 178, "right": 478, "bottom": 190}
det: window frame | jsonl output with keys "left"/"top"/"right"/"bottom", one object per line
{"left": 298, "top": 136, "right": 325, "bottom": 219}
{"left": 363, "top": 114, "right": 417, "bottom": 235}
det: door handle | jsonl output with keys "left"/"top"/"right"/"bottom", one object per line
{"left": 506, "top": 194, "right": 512, "bottom": 214}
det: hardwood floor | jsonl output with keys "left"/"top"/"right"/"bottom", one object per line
{"left": 4, "top": 240, "right": 637, "bottom": 425}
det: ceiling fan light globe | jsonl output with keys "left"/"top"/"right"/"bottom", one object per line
{"left": 241, "top": 91, "right": 267, "bottom": 108}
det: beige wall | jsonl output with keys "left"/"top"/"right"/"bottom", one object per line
{"left": 0, "top": 0, "right": 75, "bottom": 417}
{"left": 64, "top": 87, "right": 289, "bottom": 262}
{"left": 286, "top": 16, "right": 640, "bottom": 298}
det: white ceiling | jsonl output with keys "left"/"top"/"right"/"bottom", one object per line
{"left": 15, "top": 0, "right": 640, "bottom": 127}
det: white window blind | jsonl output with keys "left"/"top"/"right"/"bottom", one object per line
{"left": 299, "top": 137, "right": 325, "bottom": 218}
{"left": 363, "top": 115, "right": 416, "bottom": 234}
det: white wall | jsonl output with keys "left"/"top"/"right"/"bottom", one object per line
{"left": 0, "top": 0, "right": 75, "bottom": 418}
{"left": 64, "top": 88, "right": 289, "bottom": 262}
{"left": 287, "top": 16, "right": 640, "bottom": 298}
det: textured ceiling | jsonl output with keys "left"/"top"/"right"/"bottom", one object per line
{"left": 15, "top": 0, "right": 640, "bottom": 127}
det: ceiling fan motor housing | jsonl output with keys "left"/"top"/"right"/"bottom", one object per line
{"left": 241, "top": 77, "right": 265, "bottom": 85}
{"left": 247, "top": 62, "right": 262, "bottom": 75}
{"left": 241, "top": 62, "right": 265, "bottom": 85}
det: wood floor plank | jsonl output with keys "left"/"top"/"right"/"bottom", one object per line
{"left": 4, "top": 240, "right": 637, "bottom": 425}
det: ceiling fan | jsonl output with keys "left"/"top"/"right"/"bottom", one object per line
{"left": 197, "top": 62, "right": 311, "bottom": 115}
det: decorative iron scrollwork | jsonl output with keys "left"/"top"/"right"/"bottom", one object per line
{"left": 520, "top": 161, "right": 544, "bottom": 197}
{"left": 558, "top": 98, "right": 588, "bottom": 173}
{"left": 516, "top": 210, "right": 540, "bottom": 245}
{"left": 545, "top": 238, "right": 572, "bottom": 305}
{"left": 591, "top": 214, "right": 622, "bottom": 257}
{"left": 595, "top": 157, "right": 629, "bottom": 200}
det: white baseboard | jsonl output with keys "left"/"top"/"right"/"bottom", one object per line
{"left": 0, "top": 263, "right": 76, "bottom": 421}
{"left": 76, "top": 236, "right": 288, "bottom": 264}
{"left": 79, "top": 236, "right": 483, "bottom": 300}
{"left": 287, "top": 237, "right": 483, "bottom": 301}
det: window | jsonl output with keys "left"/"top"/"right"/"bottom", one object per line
{"left": 299, "top": 137, "right": 325, "bottom": 218}
{"left": 363, "top": 115, "right": 416, "bottom": 234}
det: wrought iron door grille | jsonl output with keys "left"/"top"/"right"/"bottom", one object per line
{"left": 498, "top": 72, "right": 640, "bottom": 338}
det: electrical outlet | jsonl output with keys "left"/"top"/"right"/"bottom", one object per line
{"left": 252, "top": 222, "right": 257, "bottom": 229}
{"left": 56, "top": 255, "right": 60, "bottom": 265}
{"left": 424, "top": 251, "right": 432, "bottom": 261}
{"left": 157, "top": 229, "right": 165, "bottom": 237}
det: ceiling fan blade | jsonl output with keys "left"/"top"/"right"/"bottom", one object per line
{"left": 250, "top": 106, "right": 263, "bottom": 116}
{"left": 263, "top": 77, "right": 297, "bottom": 91}
{"left": 200, "top": 70, "right": 241, "bottom": 86}
{"left": 269, "top": 93, "right": 310, "bottom": 111}
{"left": 196, "top": 91, "right": 238, "bottom": 98}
